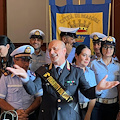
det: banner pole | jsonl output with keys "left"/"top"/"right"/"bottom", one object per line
{"left": 112, "top": 0, "right": 114, "bottom": 36}
{"left": 78, "top": 0, "right": 80, "bottom": 5}
{"left": 46, "top": 0, "right": 49, "bottom": 47}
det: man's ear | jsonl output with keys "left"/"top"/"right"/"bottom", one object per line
{"left": 6, "top": 44, "right": 10, "bottom": 49}
{"left": 62, "top": 36, "right": 67, "bottom": 43}
{"left": 63, "top": 47, "right": 67, "bottom": 55}
{"left": 29, "top": 39, "right": 32, "bottom": 45}
{"left": 41, "top": 40, "right": 43, "bottom": 45}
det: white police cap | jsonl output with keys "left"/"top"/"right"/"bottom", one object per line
{"left": 102, "top": 36, "right": 116, "bottom": 46}
{"left": 59, "top": 27, "right": 79, "bottom": 33}
{"left": 90, "top": 32, "right": 107, "bottom": 42}
{"left": 10, "top": 45, "right": 34, "bottom": 58}
{"left": 59, "top": 27, "right": 79, "bottom": 38}
{"left": 29, "top": 29, "right": 45, "bottom": 40}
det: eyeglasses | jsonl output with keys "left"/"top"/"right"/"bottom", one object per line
{"left": 103, "top": 45, "right": 114, "bottom": 50}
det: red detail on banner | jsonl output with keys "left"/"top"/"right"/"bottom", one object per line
{"left": 77, "top": 30, "right": 87, "bottom": 32}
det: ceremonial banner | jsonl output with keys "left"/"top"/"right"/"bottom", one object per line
{"left": 49, "top": 0, "right": 111, "bottom": 53}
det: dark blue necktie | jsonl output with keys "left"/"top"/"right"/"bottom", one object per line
{"left": 56, "top": 67, "right": 62, "bottom": 76}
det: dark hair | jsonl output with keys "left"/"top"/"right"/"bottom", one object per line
{"left": 72, "top": 44, "right": 89, "bottom": 63}
{"left": 100, "top": 41, "right": 116, "bottom": 57}
{"left": 30, "top": 35, "right": 43, "bottom": 40}
{"left": 60, "top": 32, "right": 77, "bottom": 39}
{"left": 0, "top": 35, "right": 15, "bottom": 67}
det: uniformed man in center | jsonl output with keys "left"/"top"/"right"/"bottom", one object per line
{"left": 6, "top": 40, "right": 119, "bottom": 120}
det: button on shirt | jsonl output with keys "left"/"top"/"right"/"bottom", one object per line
{"left": 29, "top": 50, "right": 46, "bottom": 72}
{"left": 90, "top": 58, "right": 120, "bottom": 98}
{"left": 0, "top": 70, "right": 38, "bottom": 110}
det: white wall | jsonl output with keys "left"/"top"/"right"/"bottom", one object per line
{"left": 7, "top": 0, "right": 48, "bottom": 43}
{"left": 7, "top": 0, "right": 105, "bottom": 43}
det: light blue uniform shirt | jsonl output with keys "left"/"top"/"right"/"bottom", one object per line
{"left": 90, "top": 54, "right": 98, "bottom": 62}
{"left": 66, "top": 47, "right": 76, "bottom": 63}
{"left": 0, "top": 70, "right": 43, "bottom": 110}
{"left": 29, "top": 50, "right": 46, "bottom": 72}
{"left": 90, "top": 54, "right": 118, "bottom": 62}
{"left": 90, "top": 58, "right": 120, "bottom": 98}
{"left": 78, "top": 67, "right": 97, "bottom": 103}
{"left": 45, "top": 47, "right": 76, "bottom": 64}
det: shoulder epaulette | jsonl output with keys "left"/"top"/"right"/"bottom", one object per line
{"left": 42, "top": 64, "right": 50, "bottom": 68}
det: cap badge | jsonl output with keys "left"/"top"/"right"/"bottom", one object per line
{"left": 34, "top": 31, "right": 40, "bottom": 35}
{"left": 93, "top": 35, "right": 99, "bottom": 40}
{"left": 24, "top": 47, "right": 31, "bottom": 53}
{"left": 106, "top": 36, "right": 113, "bottom": 42}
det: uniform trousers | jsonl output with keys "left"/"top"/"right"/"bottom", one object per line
{"left": 90, "top": 101, "right": 119, "bottom": 120}
{"left": 80, "top": 105, "right": 88, "bottom": 120}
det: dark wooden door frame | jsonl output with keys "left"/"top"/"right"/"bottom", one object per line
{"left": 114, "top": 0, "right": 120, "bottom": 61}
{"left": 0, "top": 0, "right": 7, "bottom": 35}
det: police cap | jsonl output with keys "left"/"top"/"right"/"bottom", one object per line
{"left": 102, "top": 36, "right": 116, "bottom": 46}
{"left": 10, "top": 45, "right": 34, "bottom": 58}
{"left": 90, "top": 32, "right": 106, "bottom": 43}
{"left": 59, "top": 27, "right": 79, "bottom": 38}
{"left": 29, "top": 29, "right": 45, "bottom": 40}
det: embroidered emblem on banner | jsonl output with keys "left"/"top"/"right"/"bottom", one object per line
{"left": 56, "top": 13, "right": 103, "bottom": 42}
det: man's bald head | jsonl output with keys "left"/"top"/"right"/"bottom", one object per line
{"left": 48, "top": 40, "right": 66, "bottom": 65}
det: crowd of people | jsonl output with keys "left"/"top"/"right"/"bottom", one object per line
{"left": 0, "top": 28, "right": 120, "bottom": 120}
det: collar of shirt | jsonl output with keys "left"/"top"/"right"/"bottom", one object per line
{"left": 85, "top": 67, "right": 89, "bottom": 72}
{"left": 54, "top": 60, "right": 66, "bottom": 70}
{"left": 72, "top": 63, "right": 80, "bottom": 68}
{"left": 98, "top": 57, "right": 115, "bottom": 65}
{"left": 33, "top": 50, "right": 43, "bottom": 56}
{"left": 92, "top": 54, "right": 97, "bottom": 59}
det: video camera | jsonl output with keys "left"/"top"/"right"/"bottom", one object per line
{"left": 0, "top": 57, "right": 11, "bottom": 76}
